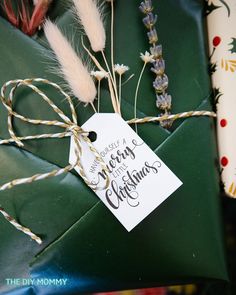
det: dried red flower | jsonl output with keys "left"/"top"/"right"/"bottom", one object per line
{"left": 30, "top": 0, "right": 53, "bottom": 34}
{"left": 2, "top": 0, "right": 19, "bottom": 27}
{"left": 1, "top": 0, "right": 52, "bottom": 36}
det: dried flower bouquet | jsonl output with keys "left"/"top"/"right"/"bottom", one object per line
{"left": 44, "top": 0, "right": 172, "bottom": 130}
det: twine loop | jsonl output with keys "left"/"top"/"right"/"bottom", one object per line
{"left": 0, "top": 78, "right": 109, "bottom": 190}
{"left": 0, "top": 78, "right": 111, "bottom": 244}
{"left": 0, "top": 78, "right": 216, "bottom": 244}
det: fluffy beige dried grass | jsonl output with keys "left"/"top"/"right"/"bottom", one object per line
{"left": 72, "top": 0, "right": 106, "bottom": 52}
{"left": 44, "top": 20, "right": 97, "bottom": 105}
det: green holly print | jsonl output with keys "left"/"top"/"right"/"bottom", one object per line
{"left": 206, "top": 0, "right": 230, "bottom": 17}
{"left": 212, "top": 87, "right": 223, "bottom": 112}
{"left": 209, "top": 62, "right": 217, "bottom": 75}
{"left": 205, "top": 1, "right": 220, "bottom": 15}
{"left": 219, "top": 0, "right": 230, "bottom": 17}
{"left": 229, "top": 38, "right": 236, "bottom": 54}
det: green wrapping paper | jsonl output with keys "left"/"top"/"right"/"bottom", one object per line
{"left": 0, "top": 0, "right": 228, "bottom": 294}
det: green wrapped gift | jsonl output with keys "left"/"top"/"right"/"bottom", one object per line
{"left": 0, "top": 0, "right": 228, "bottom": 294}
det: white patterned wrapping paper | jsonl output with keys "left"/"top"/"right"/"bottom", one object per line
{"left": 207, "top": 0, "right": 236, "bottom": 197}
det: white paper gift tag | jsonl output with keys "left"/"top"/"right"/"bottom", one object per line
{"left": 69, "top": 114, "right": 182, "bottom": 231}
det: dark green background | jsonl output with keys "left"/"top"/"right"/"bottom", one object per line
{"left": 0, "top": 0, "right": 228, "bottom": 294}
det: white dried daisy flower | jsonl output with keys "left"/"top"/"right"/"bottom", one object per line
{"left": 91, "top": 70, "right": 108, "bottom": 81}
{"left": 140, "top": 51, "right": 154, "bottom": 63}
{"left": 114, "top": 64, "right": 129, "bottom": 75}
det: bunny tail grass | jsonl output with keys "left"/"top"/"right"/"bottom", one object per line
{"left": 44, "top": 20, "right": 97, "bottom": 104}
{"left": 72, "top": 0, "right": 106, "bottom": 52}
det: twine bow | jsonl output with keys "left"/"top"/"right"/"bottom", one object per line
{"left": 0, "top": 78, "right": 216, "bottom": 244}
{"left": 0, "top": 78, "right": 110, "bottom": 244}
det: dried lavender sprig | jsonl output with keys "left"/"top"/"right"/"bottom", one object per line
{"left": 139, "top": 0, "right": 172, "bottom": 128}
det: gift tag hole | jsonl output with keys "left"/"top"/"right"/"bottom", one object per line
{"left": 88, "top": 131, "right": 97, "bottom": 142}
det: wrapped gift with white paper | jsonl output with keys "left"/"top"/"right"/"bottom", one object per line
{"left": 207, "top": 0, "right": 236, "bottom": 197}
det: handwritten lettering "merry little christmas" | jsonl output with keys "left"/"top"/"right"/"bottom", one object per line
{"left": 89, "top": 139, "right": 162, "bottom": 209}
{"left": 70, "top": 113, "right": 182, "bottom": 231}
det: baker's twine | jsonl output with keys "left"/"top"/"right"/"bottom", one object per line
{"left": 0, "top": 78, "right": 216, "bottom": 244}
{"left": 0, "top": 78, "right": 110, "bottom": 244}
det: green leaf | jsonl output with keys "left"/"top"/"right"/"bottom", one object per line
{"left": 205, "top": 2, "right": 220, "bottom": 15}
{"left": 209, "top": 62, "right": 217, "bottom": 75}
{"left": 229, "top": 38, "right": 236, "bottom": 54}
{"left": 211, "top": 87, "right": 223, "bottom": 112}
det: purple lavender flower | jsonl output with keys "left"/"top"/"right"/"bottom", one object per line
{"left": 159, "top": 115, "right": 173, "bottom": 128}
{"left": 156, "top": 93, "right": 172, "bottom": 110}
{"left": 139, "top": 0, "right": 173, "bottom": 128}
{"left": 143, "top": 13, "right": 157, "bottom": 29}
{"left": 139, "top": 0, "right": 153, "bottom": 14}
{"left": 147, "top": 28, "right": 158, "bottom": 44}
{"left": 150, "top": 45, "right": 162, "bottom": 58}
{"left": 151, "top": 59, "right": 165, "bottom": 75}
{"left": 153, "top": 75, "right": 169, "bottom": 92}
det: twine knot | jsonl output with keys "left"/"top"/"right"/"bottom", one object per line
{"left": 67, "top": 124, "right": 89, "bottom": 136}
